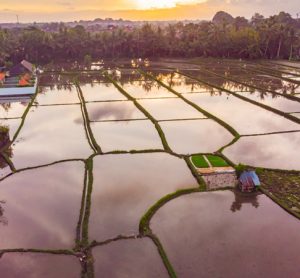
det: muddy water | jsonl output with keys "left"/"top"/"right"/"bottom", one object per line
{"left": 0, "top": 253, "right": 80, "bottom": 278}
{"left": 0, "top": 162, "right": 84, "bottom": 249}
{"left": 224, "top": 132, "right": 300, "bottom": 170}
{"left": 93, "top": 238, "right": 168, "bottom": 277}
{"left": 89, "top": 153, "right": 197, "bottom": 241}
{"left": 161, "top": 119, "right": 234, "bottom": 154}
{"left": 151, "top": 190, "right": 300, "bottom": 278}
{"left": 90, "top": 120, "right": 163, "bottom": 152}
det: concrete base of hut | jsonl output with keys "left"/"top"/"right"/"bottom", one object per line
{"left": 203, "top": 172, "right": 238, "bottom": 190}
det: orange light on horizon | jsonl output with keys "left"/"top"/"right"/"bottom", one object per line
{"left": 135, "top": 0, "right": 201, "bottom": 10}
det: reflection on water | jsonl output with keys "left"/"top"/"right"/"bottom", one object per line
{"left": 0, "top": 253, "right": 81, "bottom": 278}
{"left": 86, "top": 101, "right": 145, "bottom": 121}
{"left": 10, "top": 105, "right": 93, "bottom": 169}
{"left": 224, "top": 132, "right": 300, "bottom": 170}
{"left": 137, "top": 98, "right": 205, "bottom": 121}
{"left": 0, "top": 200, "right": 8, "bottom": 226}
{"left": 186, "top": 93, "right": 300, "bottom": 134}
{"left": 80, "top": 83, "right": 126, "bottom": 102}
{"left": 152, "top": 191, "right": 300, "bottom": 278}
{"left": 90, "top": 121, "right": 163, "bottom": 152}
{"left": 238, "top": 91, "right": 300, "bottom": 113}
{"left": 93, "top": 238, "right": 168, "bottom": 278}
{"left": 161, "top": 119, "right": 234, "bottom": 154}
{"left": 230, "top": 190, "right": 260, "bottom": 212}
{"left": 0, "top": 97, "right": 31, "bottom": 118}
{"left": 35, "top": 86, "right": 80, "bottom": 105}
{"left": 0, "top": 124, "right": 13, "bottom": 177}
{"left": 90, "top": 153, "right": 197, "bottom": 241}
{"left": 0, "top": 162, "right": 85, "bottom": 249}
{"left": 122, "top": 80, "right": 176, "bottom": 99}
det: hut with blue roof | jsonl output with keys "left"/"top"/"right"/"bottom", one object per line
{"left": 238, "top": 171, "right": 260, "bottom": 192}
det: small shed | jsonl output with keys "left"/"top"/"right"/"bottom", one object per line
{"left": 9, "top": 60, "right": 34, "bottom": 77}
{"left": 239, "top": 171, "right": 260, "bottom": 192}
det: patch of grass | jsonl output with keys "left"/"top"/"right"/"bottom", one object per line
{"left": 191, "top": 155, "right": 209, "bottom": 168}
{"left": 206, "top": 155, "right": 229, "bottom": 167}
{"left": 184, "top": 157, "right": 207, "bottom": 190}
{"left": 259, "top": 170, "right": 300, "bottom": 219}
{"left": 234, "top": 163, "right": 247, "bottom": 177}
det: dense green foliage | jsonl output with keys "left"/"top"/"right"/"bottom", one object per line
{"left": 1, "top": 11, "right": 300, "bottom": 65}
{"left": 191, "top": 155, "right": 209, "bottom": 168}
{"left": 206, "top": 155, "right": 229, "bottom": 167}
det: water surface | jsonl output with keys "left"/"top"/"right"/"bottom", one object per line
{"left": 185, "top": 93, "right": 300, "bottom": 134}
{"left": 0, "top": 253, "right": 80, "bottom": 278}
{"left": 89, "top": 153, "right": 197, "bottom": 241}
{"left": 122, "top": 81, "right": 177, "bottom": 99}
{"left": 0, "top": 162, "right": 84, "bottom": 249}
{"left": 86, "top": 101, "right": 145, "bottom": 121}
{"left": 137, "top": 98, "right": 206, "bottom": 121}
{"left": 224, "top": 132, "right": 300, "bottom": 170}
{"left": 93, "top": 238, "right": 168, "bottom": 277}
{"left": 10, "top": 105, "right": 92, "bottom": 169}
{"left": 90, "top": 120, "right": 163, "bottom": 152}
{"left": 151, "top": 191, "right": 300, "bottom": 278}
{"left": 80, "top": 83, "right": 127, "bottom": 102}
{"left": 161, "top": 119, "right": 233, "bottom": 154}
{"left": 35, "top": 86, "right": 80, "bottom": 105}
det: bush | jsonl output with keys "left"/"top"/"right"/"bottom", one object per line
{"left": 235, "top": 163, "right": 247, "bottom": 177}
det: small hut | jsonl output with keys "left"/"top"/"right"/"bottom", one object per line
{"left": 9, "top": 60, "right": 34, "bottom": 77}
{"left": 238, "top": 171, "right": 260, "bottom": 192}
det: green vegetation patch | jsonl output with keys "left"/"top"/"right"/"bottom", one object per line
{"left": 206, "top": 155, "right": 229, "bottom": 167}
{"left": 191, "top": 155, "right": 209, "bottom": 168}
{"left": 259, "top": 170, "right": 300, "bottom": 219}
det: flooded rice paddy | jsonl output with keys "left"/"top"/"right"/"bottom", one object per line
{"left": 0, "top": 59, "right": 299, "bottom": 277}
{"left": 151, "top": 191, "right": 300, "bottom": 278}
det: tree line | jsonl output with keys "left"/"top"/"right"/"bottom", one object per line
{"left": 0, "top": 11, "right": 300, "bottom": 66}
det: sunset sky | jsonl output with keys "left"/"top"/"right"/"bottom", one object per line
{"left": 0, "top": 0, "right": 299, "bottom": 23}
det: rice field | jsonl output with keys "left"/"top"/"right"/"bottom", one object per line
{"left": 0, "top": 59, "right": 300, "bottom": 277}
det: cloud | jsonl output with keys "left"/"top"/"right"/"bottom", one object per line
{"left": 0, "top": 0, "right": 299, "bottom": 23}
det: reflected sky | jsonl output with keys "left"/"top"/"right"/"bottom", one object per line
{"left": 89, "top": 153, "right": 197, "bottom": 241}
{"left": 80, "top": 83, "right": 127, "bottom": 102}
{"left": 35, "top": 86, "right": 80, "bottom": 105}
{"left": 90, "top": 120, "right": 163, "bottom": 152}
{"left": 10, "top": 105, "right": 93, "bottom": 169}
{"left": 238, "top": 92, "right": 300, "bottom": 113}
{"left": 151, "top": 191, "right": 300, "bottom": 278}
{"left": 224, "top": 132, "right": 300, "bottom": 170}
{"left": 122, "top": 81, "right": 176, "bottom": 99}
{"left": 161, "top": 119, "right": 233, "bottom": 154}
{"left": 86, "top": 101, "right": 145, "bottom": 121}
{"left": 0, "top": 162, "right": 84, "bottom": 249}
{"left": 93, "top": 238, "right": 168, "bottom": 278}
{"left": 137, "top": 98, "right": 206, "bottom": 121}
{"left": 0, "top": 98, "right": 31, "bottom": 119}
{"left": 186, "top": 93, "right": 300, "bottom": 135}
{"left": 0, "top": 253, "right": 81, "bottom": 278}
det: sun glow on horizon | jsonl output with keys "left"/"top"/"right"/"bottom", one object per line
{"left": 135, "top": 0, "right": 200, "bottom": 10}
